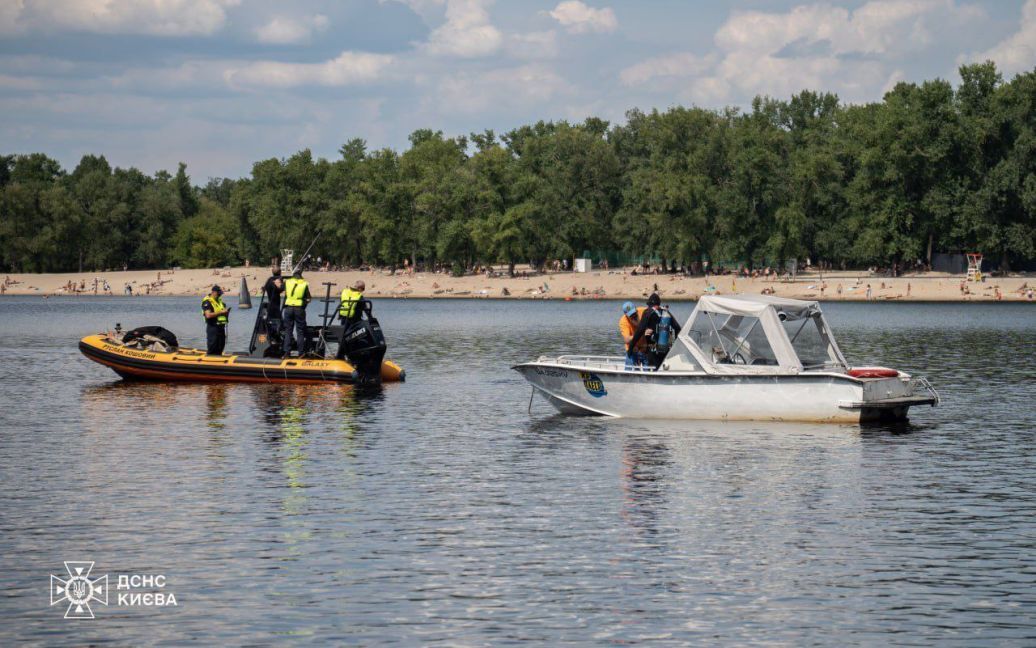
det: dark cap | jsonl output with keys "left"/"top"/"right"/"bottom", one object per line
{"left": 272, "top": 268, "right": 281, "bottom": 276}
{"left": 211, "top": 285, "right": 223, "bottom": 295}
{"left": 292, "top": 268, "right": 303, "bottom": 278}
{"left": 647, "top": 293, "right": 661, "bottom": 306}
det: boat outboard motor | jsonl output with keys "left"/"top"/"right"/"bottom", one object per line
{"left": 338, "top": 302, "right": 387, "bottom": 384}
{"left": 248, "top": 301, "right": 284, "bottom": 357}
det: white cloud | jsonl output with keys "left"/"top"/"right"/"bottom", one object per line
{"left": 0, "top": 73, "right": 41, "bottom": 91}
{"left": 379, "top": 0, "right": 445, "bottom": 19}
{"left": 548, "top": 1, "right": 616, "bottom": 35}
{"left": 505, "top": 30, "right": 559, "bottom": 60}
{"left": 882, "top": 68, "right": 906, "bottom": 94}
{"left": 620, "top": 0, "right": 984, "bottom": 105}
{"left": 705, "top": 48, "right": 886, "bottom": 103}
{"left": 0, "top": 0, "right": 240, "bottom": 36}
{"left": 969, "top": 0, "right": 1036, "bottom": 76}
{"left": 225, "top": 51, "right": 394, "bottom": 89}
{"left": 707, "top": 0, "right": 981, "bottom": 102}
{"left": 620, "top": 52, "right": 715, "bottom": 86}
{"left": 431, "top": 64, "right": 570, "bottom": 114}
{"left": 424, "top": 0, "right": 502, "bottom": 58}
{"left": 715, "top": 0, "right": 981, "bottom": 58}
{"left": 107, "top": 60, "right": 231, "bottom": 91}
{"left": 0, "top": 1, "right": 24, "bottom": 35}
{"left": 255, "top": 14, "right": 329, "bottom": 45}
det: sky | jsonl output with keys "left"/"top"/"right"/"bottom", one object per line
{"left": 1, "top": 0, "right": 1035, "bottom": 180}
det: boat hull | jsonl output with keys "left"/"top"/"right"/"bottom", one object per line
{"left": 79, "top": 334, "right": 404, "bottom": 385}
{"left": 513, "top": 362, "right": 934, "bottom": 423}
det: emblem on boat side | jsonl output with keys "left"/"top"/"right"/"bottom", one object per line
{"left": 580, "top": 372, "right": 607, "bottom": 397}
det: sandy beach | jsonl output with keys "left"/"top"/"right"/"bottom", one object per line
{"left": 2, "top": 265, "right": 1034, "bottom": 303}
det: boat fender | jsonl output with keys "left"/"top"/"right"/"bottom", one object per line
{"left": 847, "top": 367, "right": 900, "bottom": 378}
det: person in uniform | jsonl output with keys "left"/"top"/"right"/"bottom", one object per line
{"left": 281, "top": 269, "right": 311, "bottom": 358}
{"left": 338, "top": 280, "right": 366, "bottom": 325}
{"left": 202, "top": 285, "right": 230, "bottom": 355}
{"left": 263, "top": 267, "right": 284, "bottom": 321}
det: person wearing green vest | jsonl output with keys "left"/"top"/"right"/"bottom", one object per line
{"left": 338, "top": 280, "right": 365, "bottom": 324}
{"left": 281, "top": 268, "right": 311, "bottom": 358}
{"left": 202, "top": 285, "right": 230, "bottom": 355}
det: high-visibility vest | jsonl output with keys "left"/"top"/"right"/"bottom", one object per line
{"left": 202, "top": 295, "right": 228, "bottom": 325}
{"left": 283, "top": 277, "right": 309, "bottom": 307}
{"left": 339, "top": 288, "right": 363, "bottom": 319}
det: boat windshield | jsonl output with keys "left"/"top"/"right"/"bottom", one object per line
{"left": 781, "top": 313, "right": 844, "bottom": 370}
{"left": 688, "top": 311, "right": 779, "bottom": 366}
{"left": 684, "top": 301, "right": 847, "bottom": 372}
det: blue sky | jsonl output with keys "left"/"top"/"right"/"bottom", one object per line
{"left": 1, "top": 0, "right": 1034, "bottom": 180}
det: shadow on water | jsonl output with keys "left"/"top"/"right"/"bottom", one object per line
{"left": 858, "top": 418, "right": 933, "bottom": 438}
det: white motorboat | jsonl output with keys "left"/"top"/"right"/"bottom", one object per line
{"left": 513, "top": 295, "right": 939, "bottom": 423}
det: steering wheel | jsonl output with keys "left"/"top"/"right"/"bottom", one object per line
{"left": 732, "top": 352, "right": 747, "bottom": 365}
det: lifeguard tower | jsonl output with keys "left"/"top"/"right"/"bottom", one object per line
{"left": 966, "top": 253, "right": 983, "bottom": 282}
{"left": 280, "top": 249, "right": 294, "bottom": 274}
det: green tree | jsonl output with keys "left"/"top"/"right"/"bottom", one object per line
{"left": 173, "top": 198, "right": 240, "bottom": 268}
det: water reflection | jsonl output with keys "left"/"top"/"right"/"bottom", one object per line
{"left": 81, "top": 380, "right": 196, "bottom": 413}
{"left": 6, "top": 299, "right": 1036, "bottom": 644}
{"left": 619, "top": 435, "right": 672, "bottom": 544}
{"left": 205, "top": 384, "right": 229, "bottom": 432}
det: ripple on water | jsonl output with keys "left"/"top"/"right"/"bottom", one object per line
{"left": 0, "top": 297, "right": 1034, "bottom": 644}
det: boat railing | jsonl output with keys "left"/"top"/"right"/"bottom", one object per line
{"left": 911, "top": 375, "right": 941, "bottom": 405}
{"left": 544, "top": 355, "right": 655, "bottom": 372}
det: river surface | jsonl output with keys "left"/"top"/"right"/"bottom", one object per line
{"left": 0, "top": 297, "right": 1034, "bottom": 645}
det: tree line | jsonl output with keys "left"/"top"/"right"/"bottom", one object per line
{"left": 1, "top": 62, "right": 1033, "bottom": 275}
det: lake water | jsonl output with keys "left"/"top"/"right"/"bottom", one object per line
{"left": 1, "top": 297, "right": 1034, "bottom": 645}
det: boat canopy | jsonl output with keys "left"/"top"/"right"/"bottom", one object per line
{"left": 667, "top": 294, "right": 848, "bottom": 375}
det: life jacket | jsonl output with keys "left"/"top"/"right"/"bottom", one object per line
{"left": 620, "top": 307, "right": 648, "bottom": 352}
{"left": 339, "top": 288, "right": 364, "bottom": 319}
{"left": 283, "top": 277, "right": 309, "bottom": 307}
{"left": 202, "top": 295, "right": 228, "bottom": 325}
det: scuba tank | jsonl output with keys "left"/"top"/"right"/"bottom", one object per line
{"left": 655, "top": 307, "right": 673, "bottom": 352}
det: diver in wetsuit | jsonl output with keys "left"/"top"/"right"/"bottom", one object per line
{"left": 628, "top": 293, "right": 682, "bottom": 370}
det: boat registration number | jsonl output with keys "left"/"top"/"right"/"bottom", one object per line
{"left": 534, "top": 367, "right": 568, "bottom": 378}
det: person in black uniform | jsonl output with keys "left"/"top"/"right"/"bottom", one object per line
{"left": 628, "top": 293, "right": 681, "bottom": 369}
{"left": 202, "top": 285, "right": 231, "bottom": 355}
{"left": 263, "top": 267, "right": 284, "bottom": 320}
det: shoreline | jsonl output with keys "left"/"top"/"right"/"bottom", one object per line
{"left": 6, "top": 295, "right": 1036, "bottom": 304}
{"left": 2, "top": 266, "right": 1034, "bottom": 303}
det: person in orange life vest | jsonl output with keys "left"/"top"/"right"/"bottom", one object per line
{"left": 620, "top": 301, "right": 648, "bottom": 369}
